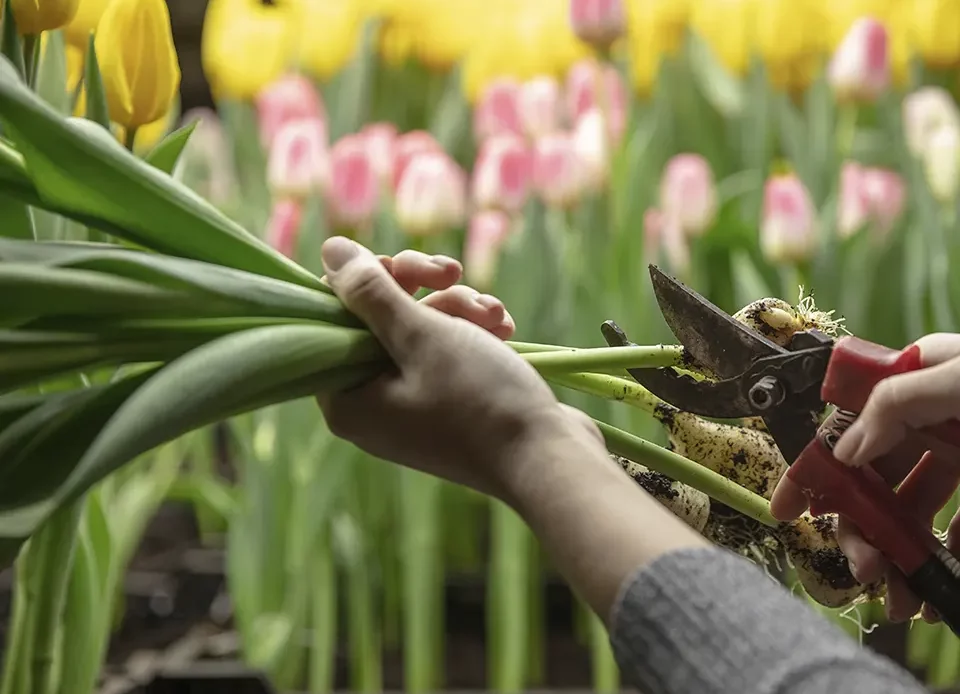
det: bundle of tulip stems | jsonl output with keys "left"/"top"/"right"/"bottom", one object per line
{"left": 0, "top": 45, "right": 881, "bottom": 626}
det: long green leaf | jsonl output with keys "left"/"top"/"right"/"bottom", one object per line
{"left": 0, "top": 0, "right": 24, "bottom": 80}
{"left": 0, "top": 191, "right": 34, "bottom": 239}
{"left": 0, "top": 56, "right": 322, "bottom": 289}
{"left": 55, "top": 325, "right": 385, "bottom": 506}
{"left": 36, "top": 30, "right": 69, "bottom": 116}
{"left": 0, "top": 239, "right": 358, "bottom": 325}
{"left": 146, "top": 121, "right": 198, "bottom": 174}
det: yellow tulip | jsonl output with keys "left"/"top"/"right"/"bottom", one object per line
{"left": 378, "top": 18, "right": 415, "bottom": 68}
{"left": 202, "top": 0, "right": 294, "bottom": 101}
{"left": 689, "top": 0, "right": 758, "bottom": 76}
{"left": 8, "top": 0, "right": 78, "bottom": 35}
{"left": 754, "top": 0, "right": 820, "bottom": 67}
{"left": 911, "top": 0, "right": 960, "bottom": 68}
{"left": 823, "top": 0, "right": 892, "bottom": 49}
{"left": 94, "top": 0, "right": 179, "bottom": 129}
{"left": 412, "top": 1, "right": 482, "bottom": 72}
{"left": 627, "top": 0, "right": 688, "bottom": 98}
{"left": 63, "top": 0, "right": 109, "bottom": 47}
{"left": 295, "top": 0, "right": 362, "bottom": 81}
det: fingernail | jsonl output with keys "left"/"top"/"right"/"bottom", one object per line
{"left": 847, "top": 560, "right": 858, "bottom": 582}
{"left": 832, "top": 423, "right": 862, "bottom": 464}
{"left": 475, "top": 294, "right": 503, "bottom": 310}
{"left": 431, "top": 255, "right": 461, "bottom": 271}
{"left": 322, "top": 237, "right": 360, "bottom": 273}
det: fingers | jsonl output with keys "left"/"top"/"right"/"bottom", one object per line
{"left": 885, "top": 567, "right": 923, "bottom": 622}
{"left": 832, "top": 355, "right": 960, "bottom": 468}
{"left": 389, "top": 250, "right": 462, "bottom": 295}
{"left": 837, "top": 516, "right": 885, "bottom": 584}
{"left": 419, "top": 285, "right": 516, "bottom": 340}
{"left": 321, "top": 237, "right": 433, "bottom": 362}
{"left": 912, "top": 333, "right": 960, "bottom": 367}
{"left": 769, "top": 476, "right": 810, "bottom": 521}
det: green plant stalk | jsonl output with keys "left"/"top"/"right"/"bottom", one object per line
{"left": 0, "top": 552, "right": 33, "bottom": 694}
{"left": 18, "top": 496, "right": 84, "bottom": 694}
{"left": 593, "top": 418, "right": 778, "bottom": 527}
{"left": 309, "top": 529, "right": 337, "bottom": 694}
{"left": 488, "top": 501, "right": 531, "bottom": 693}
{"left": 347, "top": 551, "right": 381, "bottom": 693}
{"left": 401, "top": 470, "right": 444, "bottom": 693}
{"left": 522, "top": 345, "right": 682, "bottom": 374}
{"left": 546, "top": 370, "right": 663, "bottom": 414}
{"left": 589, "top": 612, "right": 619, "bottom": 693}
{"left": 526, "top": 539, "right": 544, "bottom": 685}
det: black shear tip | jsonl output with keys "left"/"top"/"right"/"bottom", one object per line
{"left": 601, "top": 320, "right": 631, "bottom": 347}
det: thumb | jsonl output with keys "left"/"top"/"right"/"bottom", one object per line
{"left": 322, "top": 236, "right": 429, "bottom": 360}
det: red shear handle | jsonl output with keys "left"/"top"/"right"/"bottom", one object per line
{"left": 822, "top": 336, "right": 960, "bottom": 449}
{"left": 787, "top": 436, "right": 941, "bottom": 576}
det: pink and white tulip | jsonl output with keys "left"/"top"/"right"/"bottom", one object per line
{"left": 256, "top": 74, "right": 326, "bottom": 151}
{"left": 464, "top": 210, "right": 515, "bottom": 291}
{"left": 837, "top": 162, "right": 906, "bottom": 239}
{"left": 572, "top": 108, "right": 610, "bottom": 193}
{"left": 266, "top": 118, "right": 330, "bottom": 200}
{"left": 328, "top": 135, "right": 381, "bottom": 232}
{"left": 474, "top": 78, "right": 524, "bottom": 143}
{"left": 532, "top": 132, "right": 584, "bottom": 208}
{"left": 519, "top": 76, "right": 562, "bottom": 140}
{"left": 565, "top": 60, "right": 627, "bottom": 144}
{"left": 360, "top": 122, "right": 398, "bottom": 190}
{"left": 760, "top": 174, "right": 819, "bottom": 264}
{"left": 472, "top": 134, "right": 533, "bottom": 214}
{"left": 391, "top": 130, "right": 444, "bottom": 192}
{"left": 569, "top": 0, "right": 627, "bottom": 49}
{"left": 394, "top": 152, "right": 468, "bottom": 237}
{"left": 659, "top": 154, "right": 718, "bottom": 237}
{"left": 265, "top": 199, "right": 303, "bottom": 258}
{"left": 827, "top": 17, "right": 890, "bottom": 104}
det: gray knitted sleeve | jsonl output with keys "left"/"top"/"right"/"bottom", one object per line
{"left": 609, "top": 546, "right": 929, "bottom": 694}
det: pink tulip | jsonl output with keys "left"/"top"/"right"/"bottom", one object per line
{"left": 838, "top": 162, "right": 906, "bottom": 240}
{"left": 328, "top": 135, "right": 380, "bottom": 232}
{"left": 472, "top": 134, "right": 533, "bottom": 214}
{"left": 532, "top": 132, "right": 584, "bottom": 208}
{"left": 265, "top": 198, "right": 303, "bottom": 258}
{"left": 659, "top": 154, "right": 718, "bottom": 237}
{"left": 903, "top": 87, "right": 960, "bottom": 157}
{"left": 565, "top": 60, "right": 627, "bottom": 144}
{"left": 394, "top": 151, "right": 468, "bottom": 237}
{"left": 860, "top": 167, "right": 906, "bottom": 238}
{"left": 464, "top": 210, "right": 514, "bottom": 291}
{"left": 391, "top": 130, "right": 444, "bottom": 191}
{"left": 519, "top": 76, "right": 562, "bottom": 140}
{"left": 569, "top": 0, "right": 626, "bottom": 49}
{"left": 644, "top": 207, "right": 690, "bottom": 277}
{"left": 474, "top": 78, "right": 524, "bottom": 143}
{"left": 572, "top": 108, "right": 610, "bottom": 193}
{"left": 760, "top": 174, "right": 819, "bottom": 264}
{"left": 827, "top": 17, "right": 890, "bottom": 104}
{"left": 266, "top": 118, "right": 330, "bottom": 200}
{"left": 361, "top": 122, "right": 398, "bottom": 189}
{"left": 256, "top": 74, "right": 326, "bottom": 151}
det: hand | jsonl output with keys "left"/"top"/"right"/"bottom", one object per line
{"left": 316, "top": 236, "right": 602, "bottom": 499}
{"left": 771, "top": 333, "right": 960, "bottom": 623}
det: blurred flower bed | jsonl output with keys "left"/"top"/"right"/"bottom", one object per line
{"left": 3, "top": 0, "right": 960, "bottom": 691}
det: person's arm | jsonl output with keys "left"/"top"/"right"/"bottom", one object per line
{"left": 504, "top": 427, "right": 930, "bottom": 694}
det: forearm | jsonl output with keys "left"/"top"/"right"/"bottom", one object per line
{"left": 501, "top": 429, "right": 708, "bottom": 624}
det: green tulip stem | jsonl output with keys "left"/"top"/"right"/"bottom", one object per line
{"left": 544, "top": 371, "right": 664, "bottom": 414}
{"left": 123, "top": 127, "right": 138, "bottom": 151}
{"left": 22, "top": 33, "right": 38, "bottom": 89}
{"left": 519, "top": 345, "right": 683, "bottom": 375}
{"left": 593, "top": 418, "right": 778, "bottom": 528}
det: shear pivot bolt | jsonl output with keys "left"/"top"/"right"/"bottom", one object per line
{"left": 749, "top": 376, "right": 785, "bottom": 410}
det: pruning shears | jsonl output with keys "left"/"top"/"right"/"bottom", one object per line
{"left": 603, "top": 265, "right": 960, "bottom": 636}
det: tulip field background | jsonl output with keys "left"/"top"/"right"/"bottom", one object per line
{"left": 3, "top": 0, "right": 960, "bottom": 692}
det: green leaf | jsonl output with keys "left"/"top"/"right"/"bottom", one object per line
{"left": 0, "top": 239, "right": 358, "bottom": 325}
{"left": 56, "top": 324, "right": 384, "bottom": 506}
{"left": 82, "top": 34, "right": 110, "bottom": 131}
{"left": 0, "top": 56, "right": 323, "bottom": 290}
{"left": 0, "top": 190, "right": 34, "bottom": 239}
{"left": 145, "top": 121, "right": 197, "bottom": 174}
{"left": 36, "top": 30, "right": 69, "bottom": 115}
{"left": 0, "top": 1, "right": 24, "bottom": 80}
{"left": 686, "top": 33, "right": 744, "bottom": 119}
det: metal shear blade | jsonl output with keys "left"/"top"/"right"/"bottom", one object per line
{"left": 602, "top": 266, "right": 823, "bottom": 463}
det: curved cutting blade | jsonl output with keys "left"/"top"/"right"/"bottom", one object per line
{"left": 647, "top": 265, "right": 786, "bottom": 378}
{"left": 624, "top": 368, "right": 756, "bottom": 418}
